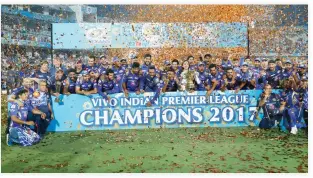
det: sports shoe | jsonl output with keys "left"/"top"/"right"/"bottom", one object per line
{"left": 290, "top": 126, "right": 298, "bottom": 135}
{"left": 6, "top": 134, "right": 13, "bottom": 146}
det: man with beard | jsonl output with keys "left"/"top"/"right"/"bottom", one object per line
{"left": 221, "top": 67, "right": 241, "bottom": 91}
{"left": 259, "top": 60, "right": 282, "bottom": 89}
{"left": 97, "top": 69, "right": 120, "bottom": 101}
{"left": 141, "top": 54, "right": 153, "bottom": 75}
{"left": 75, "top": 70, "right": 98, "bottom": 97}
{"left": 139, "top": 66, "right": 163, "bottom": 107}
{"left": 158, "top": 60, "right": 171, "bottom": 80}
{"left": 207, "top": 64, "right": 223, "bottom": 91}
{"left": 123, "top": 62, "right": 141, "bottom": 98}
{"left": 171, "top": 59, "right": 182, "bottom": 78}
{"left": 280, "top": 60, "right": 294, "bottom": 81}
{"left": 63, "top": 68, "right": 77, "bottom": 94}
{"left": 294, "top": 64, "right": 308, "bottom": 85}
{"left": 162, "top": 69, "right": 180, "bottom": 92}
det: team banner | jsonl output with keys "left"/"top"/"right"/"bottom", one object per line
{"left": 52, "top": 23, "right": 248, "bottom": 49}
{"left": 45, "top": 90, "right": 282, "bottom": 132}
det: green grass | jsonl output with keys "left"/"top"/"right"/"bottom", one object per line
{"left": 1, "top": 95, "right": 308, "bottom": 173}
{"left": 1, "top": 126, "right": 308, "bottom": 173}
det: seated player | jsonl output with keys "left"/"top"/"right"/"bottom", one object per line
{"left": 7, "top": 89, "right": 41, "bottom": 146}
{"left": 97, "top": 69, "right": 120, "bottom": 101}
{"left": 30, "top": 81, "right": 54, "bottom": 138}
{"left": 75, "top": 70, "right": 98, "bottom": 97}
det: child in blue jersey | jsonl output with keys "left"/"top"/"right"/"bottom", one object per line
{"left": 31, "top": 81, "right": 54, "bottom": 138}
{"left": 63, "top": 68, "right": 77, "bottom": 94}
{"left": 122, "top": 62, "right": 141, "bottom": 98}
{"left": 7, "top": 89, "right": 41, "bottom": 146}
{"left": 75, "top": 70, "right": 98, "bottom": 96}
{"left": 98, "top": 69, "right": 120, "bottom": 101}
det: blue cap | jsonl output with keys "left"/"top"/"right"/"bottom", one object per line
{"left": 113, "top": 56, "right": 119, "bottom": 62}
{"left": 198, "top": 62, "right": 205, "bottom": 66}
{"left": 81, "top": 70, "right": 89, "bottom": 76}
{"left": 262, "top": 58, "right": 268, "bottom": 61}
{"left": 242, "top": 62, "right": 249, "bottom": 67}
{"left": 254, "top": 58, "right": 261, "bottom": 62}
{"left": 285, "top": 60, "right": 292, "bottom": 64}
{"left": 164, "top": 60, "right": 171, "bottom": 65}
{"left": 298, "top": 64, "right": 305, "bottom": 68}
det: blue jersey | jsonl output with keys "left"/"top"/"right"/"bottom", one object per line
{"left": 113, "top": 67, "right": 126, "bottom": 83}
{"left": 164, "top": 79, "right": 179, "bottom": 92}
{"left": 62, "top": 78, "right": 77, "bottom": 94}
{"left": 207, "top": 72, "right": 223, "bottom": 90}
{"left": 140, "top": 75, "right": 162, "bottom": 92}
{"left": 222, "top": 74, "right": 241, "bottom": 90}
{"left": 264, "top": 69, "right": 282, "bottom": 89}
{"left": 196, "top": 71, "right": 210, "bottom": 91}
{"left": 84, "top": 65, "right": 99, "bottom": 73}
{"left": 141, "top": 64, "right": 151, "bottom": 75}
{"left": 280, "top": 69, "right": 294, "bottom": 80}
{"left": 31, "top": 70, "right": 50, "bottom": 81}
{"left": 281, "top": 89, "right": 301, "bottom": 109}
{"left": 221, "top": 60, "right": 232, "bottom": 70}
{"left": 30, "top": 91, "right": 50, "bottom": 113}
{"left": 98, "top": 65, "right": 109, "bottom": 76}
{"left": 259, "top": 93, "right": 282, "bottom": 119}
{"left": 238, "top": 70, "right": 254, "bottom": 90}
{"left": 189, "top": 65, "right": 197, "bottom": 71}
{"left": 76, "top": 79, "right": 98, "bottom": 91}
{"left": 123, "top": 72, "right": 141, "bottom": 92}
{"left": 98, "top": 79, "right": 120, "bottom": 94}
{"left": 9, "top": 101, "right": 32, "bottom": 128}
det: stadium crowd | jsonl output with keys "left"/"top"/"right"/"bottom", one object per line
{"left": 4, "top": 51, "right": 308, "bottom": 147}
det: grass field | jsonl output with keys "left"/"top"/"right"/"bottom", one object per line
{"left": 1, "top": 95, "right": 308, "bottom": 173}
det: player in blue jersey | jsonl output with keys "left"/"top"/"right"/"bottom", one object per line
{"left": 63, "top": 68, "right": 77, "bottom": 95}
{"left": 196, "top": 62, "right": 210, "bottom": 91}
{"left": 30, "top": 61, "right": 51, "bottom": 83}
{"left": 162, "top": 69, "right": 180, "bottom": 92}
{"left": 171, "top": 59, "right": 182, "bottom": 78}
{"left": 257, "top": 84, "right": 285, "bottom": 129}
{"left": 75, "top": 70, "right": 98, "bottom": 96}
{"left": 30, "top": 81, "right": 53, "bottom": 138}
{"left": 258, "top": 60, "right": 282, "bottom": 89}
{"left": 187, "top": 56, "right": 197, "bottom": 71}
{"left": 122, "top": 62, "right": 141, "bottom": 97}
{"left": 141, "top": 54, "right": 152, "bottom": 75}
{"left": 279, "top": 78, "right": 305, "bottom": 135}
{"left": 139, "top": 66, "right": 163, "bottom": 107}
{"left": 75, "top": 60, "right": 84, "bottom": 77}
{"left": 221, "top": 51, "right": 232, "bottom": 70}
{"left": 207, "top": 64, "right": 223, "bottom": 91}
{"left": 98, "top": 55, "right": 110, "bottom": 77}
{"left": 221, "top": 67, "right": 241, "bottom": 91}
{"left": 236, "top": 62, "right": 255, "bottom": 92}
{"left": 7, "top": 89, "right": 41, "bottom": 146}
{"left": 280, "top": 60, "right": 294, "bottom": 81}
{"left": 84, "top": 56, "right": 99, "bottom": 78}
{"left": 97, "top": 69, "right": 120, "bottom": 101}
